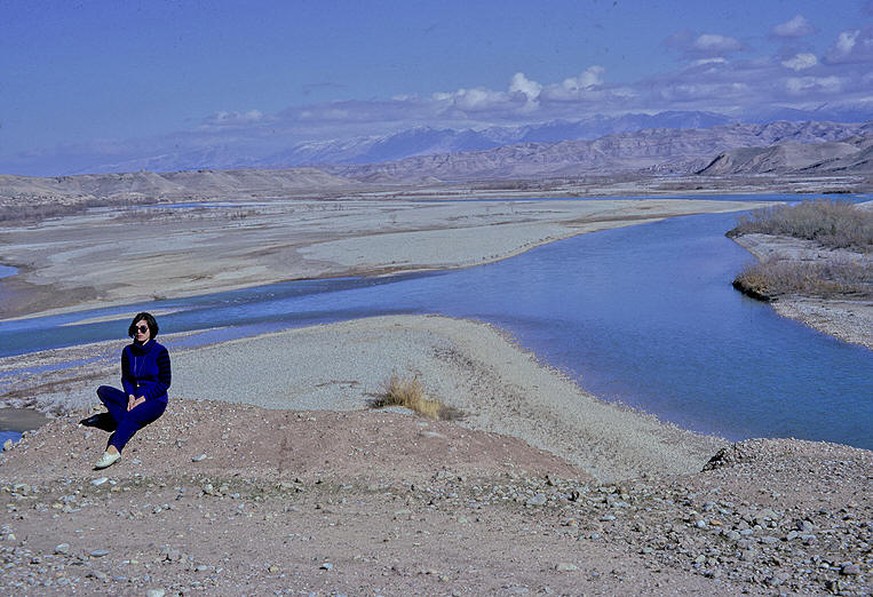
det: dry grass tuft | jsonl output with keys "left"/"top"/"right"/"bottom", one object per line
{"left": 371, "top": 373, "right": 463, "bottom": 421}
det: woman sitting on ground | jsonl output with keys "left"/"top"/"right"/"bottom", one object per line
{"left": 90, "top": 312, "right": 171, "bottom": 469}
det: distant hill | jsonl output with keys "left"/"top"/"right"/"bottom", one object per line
{"left": 263, "top": 111, "right": 733, "bottom": 168}
{"left": 73, "top": 110, "right": 731, "bottom": 175}
{"left": 325, "top": 121, "right": 872, "bottom": 183}
{"left": 0, "top": 168, "right": 359, "bottom": 217}
{"left": 2, "top": 119, "right": 871, "bottom": 216}
{"left": 699, "top": 132, "right": 873, "bottom": 176}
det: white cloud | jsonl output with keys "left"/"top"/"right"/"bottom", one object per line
{"left": 658, "top": 81, "right": 750, "bottom": 102}
{"left": 540, "top": 66, "right": 607, "bottom": 101}
{"left": 826, "top": 28, "right": 873, "bottom": 63}
{"left": 297, "top": 107, "right": 348, "bottom": 122}
{"left": 203, "top": 109, "right": 265, "bottom": 127}
{"left": 188, "top": 45, "right": 872, "bottom": 146}
{"left": 442, "top": 87, "right": 509, "bottom": 112}
{"left": 837, "top": 30, "right": 860, "bottom": 55}
{"left": 785, "top": 75, "right": 843, "bottom": 94}
{"left": 561, "top": 66, "right": 605, "bottom": 91}
{"left": 782, "top": 52, "right": 818, "bottom": 71}
{"left": 509, "top": 72, "right": 543, "bottom": 101}
{"left": 690, "top": 57, "right": 728, "bottom": 68}
{"left": 773, "top": 15, "right": 813, "bottom": 38}
{"left": 693, "top": 33, "right": 743, "bottom": 54}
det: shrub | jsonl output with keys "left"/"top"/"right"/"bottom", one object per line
{"left": 733, "top": 258, "right": 873, "bottom": 301}
{"left": 371, "top": 373, "right": 463, "bottom": 421}
{"left": 729, "top": 199, "right": 873, "bottom": 252}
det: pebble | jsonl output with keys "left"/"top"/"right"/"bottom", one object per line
{"left": 54, "top": 543, "right": 70, "bottom": 555}
{"left": 320, "top": 562, "right": 334, "bottom": 571}
{"left": 840, "top": 562, "right": 861, "bottom": 576}
{"left": 526, "top": 493, "right": 548, "bottom": 507}
{"left": 554, "top": 562, "right": 578, "bottom": 572}
{"left": 12, "top": 483, "right": 31, "bottom": 495}
{"left": 89, "top": 549, "right": 110, "bottom": 558}
{"left": 91, "top": 477, "right": 109, "bottom": 486}
{"left": 795, "top": 519, "right": 815, "bottom": 533}
{"left": 146, "top": 590, "right": 166, "bottom": 597}
{"left": 192, "top": 453, "right": 207, "bottom": 462}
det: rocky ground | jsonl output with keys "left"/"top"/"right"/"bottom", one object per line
{"left": 1, "top": 400, "right": 871, "bottom": 596}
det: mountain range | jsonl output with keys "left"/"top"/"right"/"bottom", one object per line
{"left": 77, "top": 110, "right": 734, "bottom": 175}
{"left": 323, "top": 120, "right": 873, "bottom": 183}
{"left": 261, "top": 111, "right": 735, "bottom": 169}
{"left": 2, "top": 117, "right": 872, "bottom": 212}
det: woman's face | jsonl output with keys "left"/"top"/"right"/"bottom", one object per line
{"left": 134, "top": 320, "right": 151, "bottom": 343}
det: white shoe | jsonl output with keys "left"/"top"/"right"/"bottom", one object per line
{"left": 94, "top": 451, "right": 121, "bottom": 469}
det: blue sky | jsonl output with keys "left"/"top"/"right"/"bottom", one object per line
{"left": 3, "top": 0, "right": 873, "bottom": 175}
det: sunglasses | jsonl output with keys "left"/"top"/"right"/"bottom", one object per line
{"left": 135, "top": 324, "right": 149, "bottom": 334}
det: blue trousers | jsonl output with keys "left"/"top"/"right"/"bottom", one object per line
{"left": 96, "top": 385, "right": 167, "bottom": 453}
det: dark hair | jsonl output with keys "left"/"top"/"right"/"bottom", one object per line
{"left": 128, "top": 312, "right": 159, "bottom": 338}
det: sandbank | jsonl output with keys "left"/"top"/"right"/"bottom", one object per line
{"left": 2, "top": 314, "right": 723, "bottom": 482}
{"left": 171, "top": 315, "right": 725, "bottom": 482}
{"left": 0, "top": 197, "right": 769, "bottom": 319}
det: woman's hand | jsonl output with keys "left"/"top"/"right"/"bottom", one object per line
{"left": 127, "top": 395, "right": 146, "bottom": 411}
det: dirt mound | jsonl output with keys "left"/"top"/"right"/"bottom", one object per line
{"left": 2, "top": 399, "right": 585, "bottom": 486}
{"left": 1, "top": 401, "right": 870, "bottom": 595}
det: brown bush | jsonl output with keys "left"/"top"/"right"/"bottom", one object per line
{"left": 733, "top": 258, "right": 873, "bottom": 301}
{"left": 729, "top": 199, "right": 873, "bottom": 252}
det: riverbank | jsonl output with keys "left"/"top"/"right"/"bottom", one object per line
{"left": 2, "top": 314, "right": 871, "bottom": 595}
{"left": 732, "top": 233, "right": 873, "bottom": 350}
{"left": 729, "top": 200, "right": 873, "bottom": 350}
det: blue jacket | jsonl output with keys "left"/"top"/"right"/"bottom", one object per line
{"left": 121, "top": 339, "right": 171, "bottom": 401}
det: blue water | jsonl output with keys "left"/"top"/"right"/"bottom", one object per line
{"left": 1, "top": 201, "right": 872, "bottom": 448}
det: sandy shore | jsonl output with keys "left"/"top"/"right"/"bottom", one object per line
{"left": 1, "top": 315, "right": 722, "bottom": 483}
{"left": 171, "top": 315, "right": 726, "bottom": 482}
